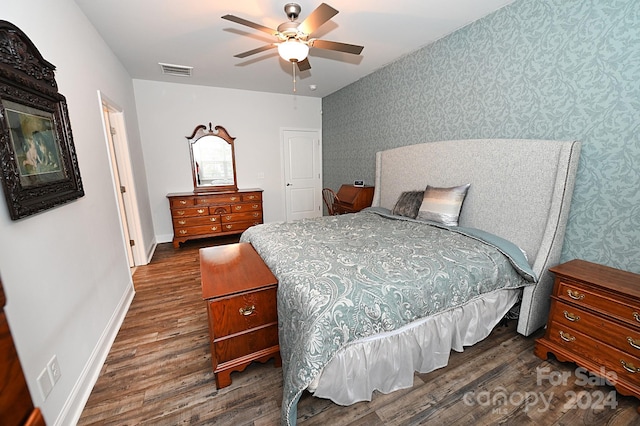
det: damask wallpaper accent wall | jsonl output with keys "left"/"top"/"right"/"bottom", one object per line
{"left": 322, "top": 0, "right": 640, "bottom": 273}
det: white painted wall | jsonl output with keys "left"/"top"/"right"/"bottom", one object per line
{"left": 132, "top": 80, "right": 322, "bottom": 242}
{"left": 1, "top": 0, "right": 154, "bottom": 424}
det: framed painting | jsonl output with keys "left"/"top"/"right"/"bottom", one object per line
{"left": 0, "top": 20, "right": 84, "bottom": 219}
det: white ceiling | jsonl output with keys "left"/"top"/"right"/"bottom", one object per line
{"left": 74, "top": 0, "right": 515, "bottom": 98}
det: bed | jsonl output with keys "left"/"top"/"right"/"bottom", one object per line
{"left": 240, "top": 138, "right": 581, "bottom": 425}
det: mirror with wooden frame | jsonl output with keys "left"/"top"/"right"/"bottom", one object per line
{"left": 186, "top": 123, "right": 238, "bottom": 192}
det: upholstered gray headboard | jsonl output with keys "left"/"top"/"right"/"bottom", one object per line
{"left": 372, "top": 139, "right": 581, "bottom": 336}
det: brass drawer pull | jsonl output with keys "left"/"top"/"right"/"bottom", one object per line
{"left": 627, "top": 337, "right": 640, "bottom": 350}
{"left": 177, "top": 210, "right": 185, "bottom": 216}
{"left": 197, "top": 208, "right": 206, "bottom": 214}
{"left": 178, "top": 220, "right": 186, "bottom": 225}
{"left": 567, "top": 289, "right": 585, "bottom": 300}
{"left": 231, "top": 196, "right": 238, "bottom": 201}
{"left": 211, "top": 226, "right": 218, "bottom": 231}
{"left": 225, "top": 225, "right": 233, "bottom": 229}
{"left": 235, "top": 206, "right": 242, "bottom": 211}
{"left": 252, "top": 204, "right": 259, "bottom": 209}
{"left": 563, "top": 311, "right": 580, "bottom": 322}
{"left": 209, "top": 217, "right": 218, "bottom": 222}
{"left": 634, "top": 312, "right": 640, "bottom": 323}
{"left": 253, "top": 212, "right": 259, "bottom": 217}
{"left": 179, "top": 200, "right": 187, "bottom": 205}
{"left": 179, "top": 230, "right": 187, "bottom": 235}
{"left": 225, "top": 215, "right": 232, "bottom": 220}
{"left": 239, "top": 305, "right": 255, "bottom": 316}
{"left": 248, "top": 195, "right": 256, "bottom": 200}
{"left": 559, "top": 331, "right": 575, "bottom": 342}
{"left": 621, "top": 359, "right": 639, "bottom": 373}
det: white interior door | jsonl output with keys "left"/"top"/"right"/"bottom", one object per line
{"left": 100, "top": 93, "right": 145, "bottom": 267}
{"left": 283, "top": 129, "right": 322, "bottom": 222}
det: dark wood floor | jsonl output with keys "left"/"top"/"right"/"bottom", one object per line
{"left": 78, "top": 237, "right": 640, "bottom": 425}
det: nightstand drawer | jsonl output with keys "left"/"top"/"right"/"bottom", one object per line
{"left": 547, "top": 320, "right": 640, "bottom": 387}
{"left": 557, "top": 279, "right": 640, "bottom": 328}
{"left": 208, "top": 287, "right": 277, "bottom": 337}
{"left": 551, "top": 299, "right": 640, "bottom": 356}
{"left": 214, "top": 324, "right": 279, "bottom": 363}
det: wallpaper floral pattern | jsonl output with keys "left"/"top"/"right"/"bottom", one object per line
{"left": 322, "top": 0, "right": 640, "bottom": 273}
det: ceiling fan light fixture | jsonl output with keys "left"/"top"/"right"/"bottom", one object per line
{"left": 277, "top": 39, "right": 309, "bottom": 62}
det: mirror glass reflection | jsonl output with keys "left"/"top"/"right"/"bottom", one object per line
{"left": 192, "top": 135, "right": 234, "bottom": 187}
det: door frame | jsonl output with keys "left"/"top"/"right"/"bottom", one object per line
{"left": 281, "top": 127, "right": 322, "bottom": 222}
{"left": 98, "top": 91, "right": 146, "bottom": 267}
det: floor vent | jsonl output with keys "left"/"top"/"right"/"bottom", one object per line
{"left": 159, "top": 63, "right": 193, "bottom": 77}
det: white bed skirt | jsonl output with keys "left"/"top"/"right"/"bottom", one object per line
{"left": 308, "top": 288, "right": 520, "bottom": 404}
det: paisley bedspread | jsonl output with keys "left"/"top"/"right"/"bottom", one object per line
{"left": 240, "top": 208, "right": 534, "bottom": 425}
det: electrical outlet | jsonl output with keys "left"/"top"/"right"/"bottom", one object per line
{"left": 47, "top": 355, "right": 62, "bottom": 384}
{"left": 37, "top": 368, "right": 53, "bottom": 400}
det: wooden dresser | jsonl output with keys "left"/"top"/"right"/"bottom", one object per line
{"left": 334, "top": 185, "right": 374, "bottom": 214}
{"left": 167, "top": 189, "right": 263, "bottom": 248}
{"left": 0, "top": 277, "right": 46, "bottom": 426}
{"left": 199, "top": 243, "right": 281, "bottom": 388}
{"left": 535, "top": 259, "right": 640, "bottom": 405}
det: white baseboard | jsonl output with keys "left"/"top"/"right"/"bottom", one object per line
{"left": 145, "top": 237, "right": 158, "bottom": 265}
{"left": 53, "top": 282, "right": 135, "bottom": 426}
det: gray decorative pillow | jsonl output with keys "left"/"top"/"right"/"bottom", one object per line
{"left": 417, "top": 184, "right": 471, "bottom": 226}
{"left": 391, "top": 190, "right": 424, "bottom": 218}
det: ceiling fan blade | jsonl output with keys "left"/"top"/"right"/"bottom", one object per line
{"left": 298, "top": 3, "right": 338, "bottom": 36}
{"left": 234, "top": 44, "right": 276, "bottom": 58}
{"left": 221, "top": 14, "right": 279, "bottom": 36}
{"left": 297, "top": 58, "right": 311, "bottom": 71}
{"left": 311, "top": 39, "right": 364, "bottom": 55}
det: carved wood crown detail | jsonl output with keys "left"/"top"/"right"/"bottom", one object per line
{"left": 0, "top": 21, "right": 57, "bottom": 92}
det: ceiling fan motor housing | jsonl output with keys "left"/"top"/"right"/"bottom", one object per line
{"left": 277, "top": 21, "right": 305, "bottom": 40}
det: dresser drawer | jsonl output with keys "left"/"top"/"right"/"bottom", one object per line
{"left": 210, "top": 205, "right": 231, "bottom": 214}
{"left": 231, "top": 202, "right": 262, "bottom": 213}
{"left": 551, "top": 299, "right": 640, "bottom": 357}
{"left": 175, "top": 224, "right": 221, "bottom": 237}
{"left": 171, "top": 207, "right": 209, "bottom": 217}
{"left": 547, "top": 320, "right": 640, "bottom": 387}
{"left": 221, "top": 211, "right": 263, "bottom": 223}
{"left": 221, "top": 221, "right": 256, "bottom": 233}
{"left": 173, "top": 215, "right": 220, "bottom": 228}
{"left": 242, "top": 192, "right": 262, "bottom": 202}
{"left": 208, "top": 287, "right": 277, "bottom": 337}
{"left": 557, "top": 279, "right": 640, "bottom": 328}
{"left": 214, "top": 324, "right": 279, "bottom": 364}
{"left": 170, "top": 197, "right": 195, "bottom": 208}
{"left": 196, "top": 194, "right": 243, "bottom": 204}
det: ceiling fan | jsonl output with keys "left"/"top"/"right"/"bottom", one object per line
{"left": 222, "top": 3, "right": 364, "bottom": 90}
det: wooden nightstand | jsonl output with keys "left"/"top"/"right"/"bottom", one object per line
{"left": 535, "top": 259, "right": 640, "bottom": 407}
{"left": 200, "top": 243, "right": 281, "bottom": 388}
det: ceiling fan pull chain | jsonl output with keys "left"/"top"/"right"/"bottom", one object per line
{"left": 292, "top": 61, "right": 297, "bottom": 92}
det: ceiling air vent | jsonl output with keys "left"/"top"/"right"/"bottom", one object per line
{"left": 159, "top": 62, "right": 193, "bottom": 77}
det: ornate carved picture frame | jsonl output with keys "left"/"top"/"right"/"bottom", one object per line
{"left": 0, "top": 20, "right": 84, "bottom": 220}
